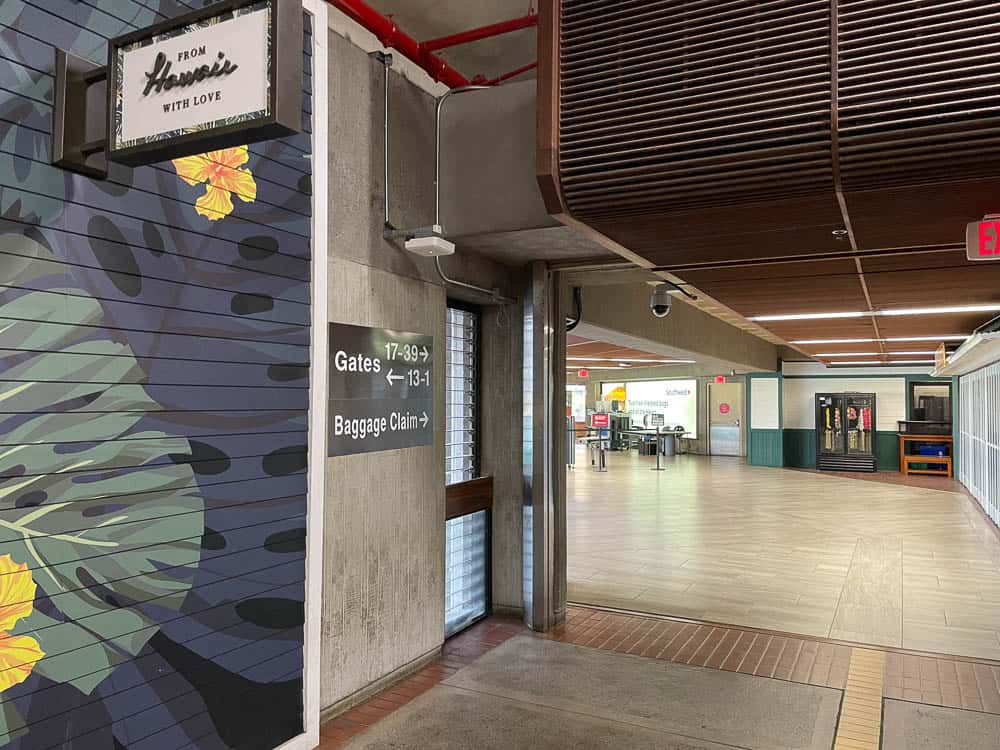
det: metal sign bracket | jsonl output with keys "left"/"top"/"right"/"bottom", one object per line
{"left": 52, "top": 49, "right": 109, "bottom": 180}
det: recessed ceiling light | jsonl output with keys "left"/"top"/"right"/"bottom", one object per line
{"left": 818, "top": 351, "right": 947, "bottom": 358}
{"left": 877, "top": 304, "right": 1000, "bottom": 316}
{"left": 795, "top": 335, "right": 968, "bottom": 345}
{"left": 565, "top": 365, "right": 637, "bottom": 371}
{"left": 884, "top": 335, "right": 969, "bottom": 342}
{"left": 608, "top": 358, "right": 696, "bottom": 364}
{"left": 755, "top": 305, "right": 1000, "bottom": 323}
{"left": 565, "top": 357, "right": 695, "bottom": 364}
{"left": 750, "top": 311, "right": 866, "bottom": 322}
{"left": 817, "top": 352, "right": 880, "bottom": 357}
{"left": 794, "top": 338, "right": 876, "bottom": 345}
{"left": 828, "top": 360, "right": 936, "bottom": 366}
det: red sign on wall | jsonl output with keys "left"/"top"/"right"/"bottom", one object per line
{"left": 714, "top": 375, "right": 726, "bottom": 384}
{"left": 967, "top": 219, "right": 1000, "bottom": 260}
{"left": 591, "top": 413, "right": 610, "bottom": 428}
{"left": 578, "top": 369, "right": 589, "bottom": 378}
{"left": 719, "top": 403, "right": 731, "bottom": 415}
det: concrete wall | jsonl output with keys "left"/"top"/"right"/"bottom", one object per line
{"left": 323, "top": 29, "right": 525, "bottom": 713}
{"left": 576, "top": 284, "right": 780, "bottom": 373}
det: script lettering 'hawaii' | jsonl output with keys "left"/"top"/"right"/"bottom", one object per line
{"left": 143, "top": 48, "right": 238, "bottom": 97}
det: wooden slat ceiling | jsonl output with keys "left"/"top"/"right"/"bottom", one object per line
{"left": 565, "top": 335, "right": 694, "bottom": 371}
{"left": 679, "top": 249, "right": 1000, "bottom": 366}
{"left": 537, "top": 0, "right": 1000, "bottom": 366}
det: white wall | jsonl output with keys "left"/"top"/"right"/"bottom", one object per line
{"left": 750, "top": 377, "right": 780, "bottom": 429}
{"left": 782, "top": 377, "right": 907, "bottom": 431}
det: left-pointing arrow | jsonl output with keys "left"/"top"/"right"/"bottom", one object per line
{"left": 386, "top": 369, "right": 404, "bottom": 386}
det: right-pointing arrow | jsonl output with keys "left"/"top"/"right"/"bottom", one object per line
{"left": 420, "top": 411, "right": 429, "bottom": 428}
{"left": 420, "top": 346, "right": 429, "bottom": 363}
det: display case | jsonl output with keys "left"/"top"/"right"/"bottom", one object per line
{"left": 816, "top": 393, "right": 877, "bottom": 472}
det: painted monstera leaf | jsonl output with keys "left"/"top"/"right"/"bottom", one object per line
{"left": 0, "top": 260, "right": 204, "bottom": 715}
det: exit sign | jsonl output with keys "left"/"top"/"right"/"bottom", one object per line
{"left": 967, "top": 218, "right": 1000, "bottom": 260}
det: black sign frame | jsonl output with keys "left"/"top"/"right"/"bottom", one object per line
{"left": 105, "top": 0, "right": 302, "bottom": 166}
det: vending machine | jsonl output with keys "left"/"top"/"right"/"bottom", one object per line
{"left": 815, "top": 393, "right": 877, "bottom": 472}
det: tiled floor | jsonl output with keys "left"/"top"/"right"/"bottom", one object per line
{"left": 318, "top": 606, "right": 1000, "bottom": 749}
{"left": 567, "top": 450, "right": 1000, "bottom": 659}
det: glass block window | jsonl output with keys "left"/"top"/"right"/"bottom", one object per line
{"left": 445, "top": 510, "right": 488, "bottom": 636}
{"left": 446, "top": 307, "right": 479, "bottom": 485}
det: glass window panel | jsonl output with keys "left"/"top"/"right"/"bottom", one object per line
{"left": 445, "top": 307, "right": 479, "bottom": 485}
{"left": 444, "top": 510, "right": 488, "bottom": 636}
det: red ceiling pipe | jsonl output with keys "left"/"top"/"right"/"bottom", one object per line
{"left": 326, "top": 0, "right": 470, "bottom": 88}
{"left": 478, "top": 61, "right": 538, "bottom": 86}
{"left": 422, "top": 14, "right": 539, "bottom": 52}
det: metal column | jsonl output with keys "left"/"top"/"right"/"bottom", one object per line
{"left": 521, "top": 262, "right": 566, "bottom": 632}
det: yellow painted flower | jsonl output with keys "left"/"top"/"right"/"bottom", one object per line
{"left": 172, "top": 146, "right": 257, "bottom": 221}
{"left": 0, "top": 554, "right": 43, "bottom": 693}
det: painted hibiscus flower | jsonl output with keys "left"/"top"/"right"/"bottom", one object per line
{"left": 0, "top": 554, "right": 43, "bottom": 693}
{"left": 172, "top": 145, "right": 257, "bottom": 221}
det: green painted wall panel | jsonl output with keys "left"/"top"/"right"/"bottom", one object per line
{"left": 783, "top": 429, "right": 816, "bottom": 468}
{"left": 749, "top": 429, "right": 783, "bottom": 467}
{"left": 876, "top": 431, "right": 899, "bottom": 471}
{"left": 783, "top": 429, "right": 899, "bottom": 471}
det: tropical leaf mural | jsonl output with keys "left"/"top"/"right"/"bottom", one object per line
{"left": 0, "top": 237, "right": 203, "bottom": 742}
{"left": 0, "top": 1, "right": 312, "bottom": 747}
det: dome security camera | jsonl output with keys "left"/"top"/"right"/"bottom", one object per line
{"left": 650, "top": 284, "right": 673, "bottom": 318}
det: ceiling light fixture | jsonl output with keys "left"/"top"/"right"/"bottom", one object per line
{"left": 794, "top": 335, "right": 969, "bottom": 345}
{"left": 565, "top": 365, "right": 638, "bottom": 371}
{"left": 794, "top": 338, "right": 876, "bottom": 345}
{"left": 608, "top": 358, "right": 696, "bottom": 364}
{"left": 755, "top": 305, "right": 1000, "bottom": 323}
{"left": 565, "top": 357, "right": 695, "bottom": 364}
{"left": 877, "top": 304, "right": 1000, "bottom": 317}
{"left": 816, "top": 352, "right": 880, "bottom": 357}
{"left": 884, "top": 335, "right": 969, "bottom": 342}
{"left": 827, "top": 360, "right": 936, "bottom": 366}
{"left": 749, "top": 311, "right": 865, "bottom": 322}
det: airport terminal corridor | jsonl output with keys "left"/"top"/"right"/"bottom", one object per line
{"left": 567, "top": 449, "right": 1000, "bottom": 661}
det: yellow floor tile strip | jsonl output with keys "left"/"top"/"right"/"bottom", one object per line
{"left": 833, "top": 648, "right": 886, "bottom": 750}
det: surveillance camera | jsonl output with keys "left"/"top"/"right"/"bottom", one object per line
{"left": 650, "top": 284, "right": 673, "bottom": 318}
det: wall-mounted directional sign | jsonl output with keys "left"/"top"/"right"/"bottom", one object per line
{"left": 328, "top": 323, "right": 434, "bottom": 457}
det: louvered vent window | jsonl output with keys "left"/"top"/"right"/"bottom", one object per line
{"left": 446, "top": 307, "right": 479, "bottom": 485}
{"left": 838, "top": 0, "right": 1000, "bottom": 188}
{"left": 558, "top": 0, "right": 833, "bottom": 215}
{"left": 445, "top": 509, "right": 488, "bottom": 636}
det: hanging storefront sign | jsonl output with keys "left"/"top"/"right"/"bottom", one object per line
{"left": 966, "top": 217, "right": 1000, "bottom": 261}
{"left": 52, "top": 0, "right": 302, "bottom": 178}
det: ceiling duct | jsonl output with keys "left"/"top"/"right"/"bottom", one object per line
{"left": 537, "top": 0, "right": 1000, "bottom": 267}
